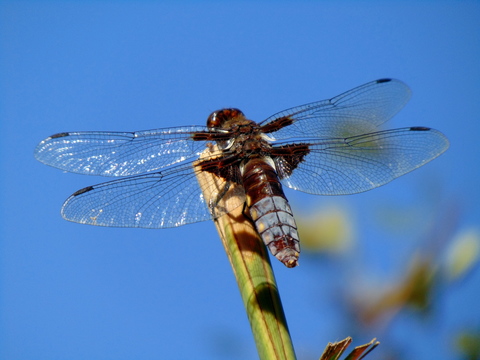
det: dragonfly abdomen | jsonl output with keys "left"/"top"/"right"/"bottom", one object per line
{"left": 242, "top": 158, "right": 300, "bottom": 268}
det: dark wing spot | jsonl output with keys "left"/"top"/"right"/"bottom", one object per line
{"left": 376, "top": 78, "right": 392, "bottom": 84}
{"left": 72, "top": 186, "right": 94, "bottom": 196}
{"left": 50, "top": 132, "right": 70, "bottom": 139}
{"left": 410, "top": 126, "right": 431, "bottom": 131}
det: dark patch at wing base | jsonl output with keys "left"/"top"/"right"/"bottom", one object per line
{"left": 260, "top": 116, "right": 294, "bottom": 134}
{"left": 271, "top": 144, "right": 310, "bottom": 178}
{"left": 197, "top": 155, "right": 242, "bottom": 185}
{"left": 191, "top": 131, "right": 231, "bottom": 142}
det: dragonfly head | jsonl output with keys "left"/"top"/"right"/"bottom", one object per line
{"left": 207, "top": 108, "right": 245, "bottom": 129}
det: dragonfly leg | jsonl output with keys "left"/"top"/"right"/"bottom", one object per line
{"left": 209, "top": 181, "right": 232, "bottom": 217}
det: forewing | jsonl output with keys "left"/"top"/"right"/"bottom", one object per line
{"left": 274, "top": 127, "right": 449, "bottom": 195}
{"left": 261, "top": 79, "right": 411, "bottom": 140}
{"left": 34, "top": 126, "right": 220, "bottom": 176}
{"left": 61, "top": 159, "right": 246, "bottom": 228}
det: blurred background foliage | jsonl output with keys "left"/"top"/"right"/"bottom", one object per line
{"left": 294, "top": 189, "right": 479, "bottom": 360}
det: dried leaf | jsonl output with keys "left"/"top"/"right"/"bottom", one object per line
{"left": 319, "top": 338, "right": 379, "bottom": 360}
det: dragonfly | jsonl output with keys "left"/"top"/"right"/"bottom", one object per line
{"left": 34, "top": 78, "right": 449, "bottom": 267}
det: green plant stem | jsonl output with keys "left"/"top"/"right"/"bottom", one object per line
{"left": 196, "top": 150, "right": 296, "bottom": 359}
{"left": 215, "top": 209, "right": 296, "bottom": 360}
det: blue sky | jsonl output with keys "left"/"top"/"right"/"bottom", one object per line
{"left": 1, "top": 2, "right": 479, "bottom": 359}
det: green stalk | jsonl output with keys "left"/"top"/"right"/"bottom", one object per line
{"left": 196, "top": 150, "right": 296, "bottom": 360}
{"left": 214, "top": 206, "right": 296, "bottom": 360}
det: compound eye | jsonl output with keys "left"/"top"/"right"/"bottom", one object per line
{"left": 207, "top": 111, "right": 221, "bottom": 128}
{"left": 207, "top": 108, "right": 245, "bottom": 129}
{"left": 226, "top": 108, "right": 245, "bottom": 119}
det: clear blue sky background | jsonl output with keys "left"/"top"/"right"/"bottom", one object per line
{"left": 1, "top": 2, "right": 479, "bottom": 360}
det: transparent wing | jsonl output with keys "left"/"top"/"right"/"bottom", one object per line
{"left": 274, "top": 127, "right": 449, "bottom": 195}
{"left": 34, "top": 126, "right": 218, "bottom": 177}
{"left": 261, "top": 78, "right": 411, "bottom": 140}
{"left": 61, "top": 159, "right": 246, "bottom": 228}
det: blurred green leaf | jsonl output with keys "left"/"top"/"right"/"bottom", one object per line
{"left": 456, "top": 330, "right": 480, "bottom": 360}
{"left": 445, "top": 227, "right": 480, "bottom": 281}
{"left": 297, "top": 204, "right": 354, "bottom": 255}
